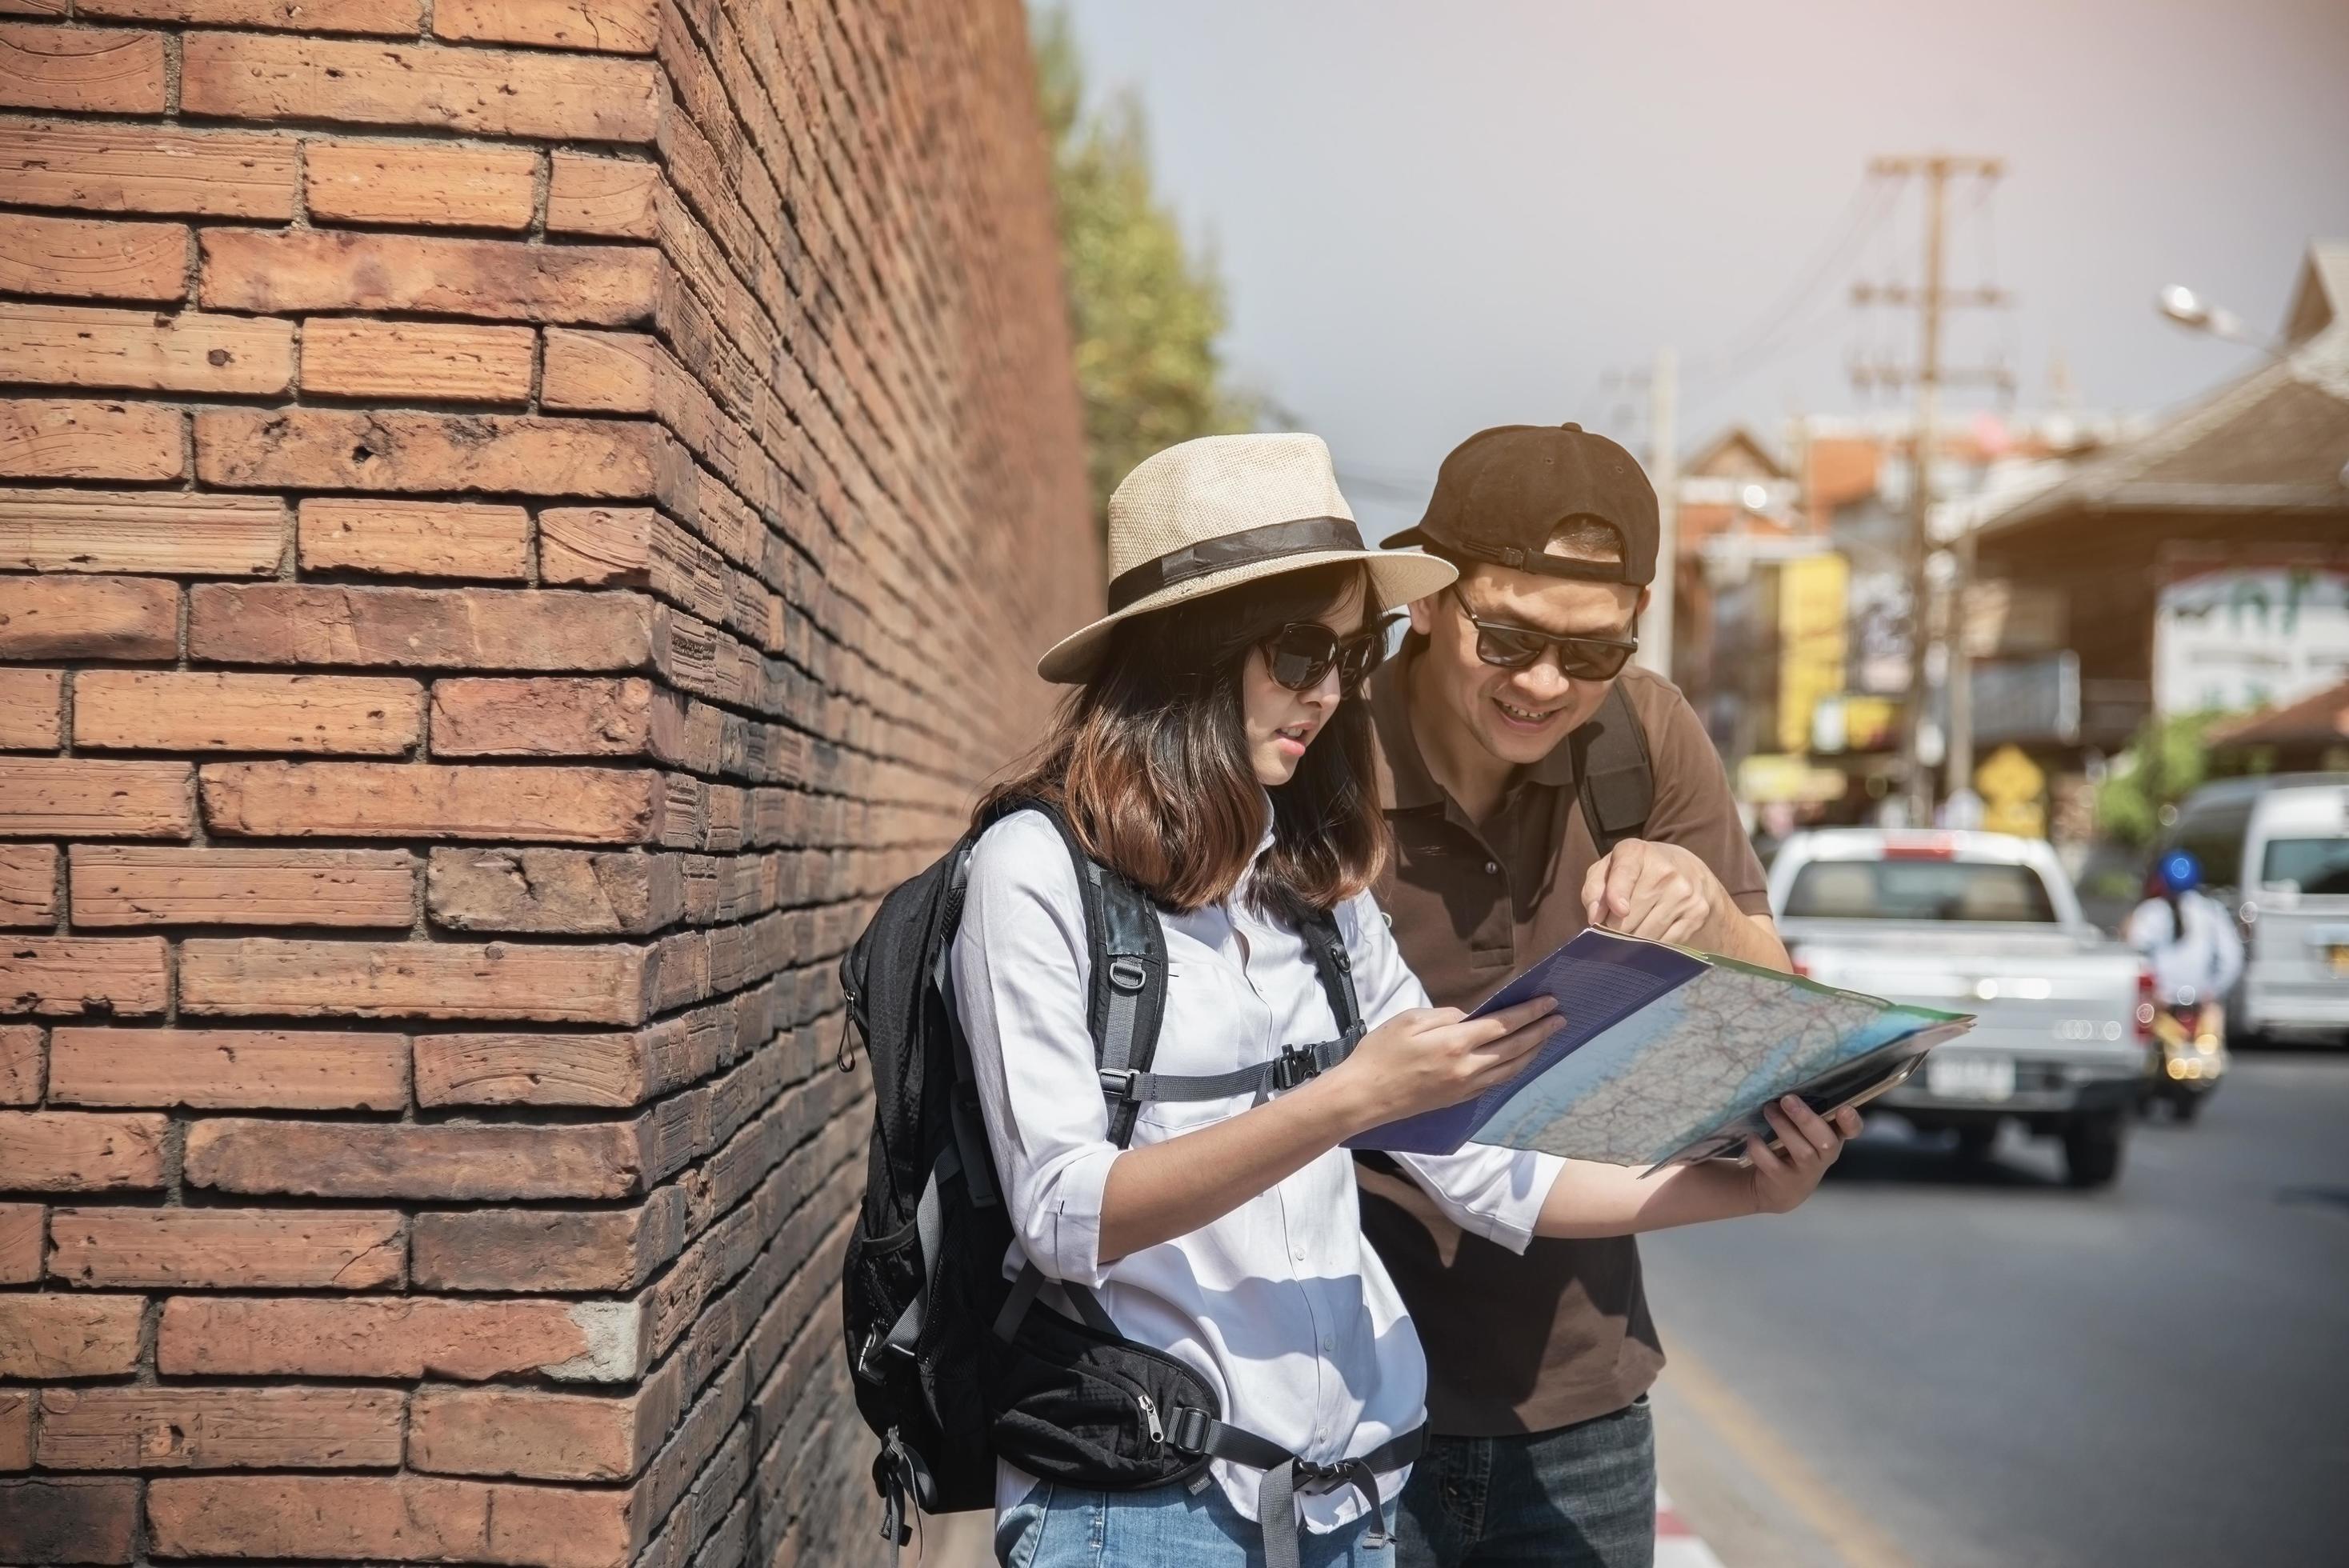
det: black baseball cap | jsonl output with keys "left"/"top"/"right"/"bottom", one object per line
{"left": 1384, "top": 422, "right": 1659, "bottom": 586}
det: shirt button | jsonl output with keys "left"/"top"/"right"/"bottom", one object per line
{"left": 1484, "top": 861, "right": 1499, "bottom": 875}
{"left": 1320, "top": 1334, "right": 1335, "bottom": 1352}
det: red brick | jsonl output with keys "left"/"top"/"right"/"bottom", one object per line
{"left": 0, "top": 24, "right": 164, "bottom": 114}
{"left": 181, "top": 31, "right": 663, "bottom": 142}
{"left": 410, "top": 1373, "right": 675, "bottom": 1481}
{"left": 426, "top": 846, "right": 682, "bottom": 936}
{"left": 0, "top": 574, "right": 175, "bottom": 660}
{"left": 0, "top": 937, "right": 170, "bottom": 1017}
{"left": 0, "top": 1023, "right": 37, "bottom": 1102}
{"left": 159, "top": 1294, "right": 646, "bottom": 1382}
{"left": 434, "top": 0, "right": 655, "bottom": 54}
{"left": 189, "top": 583, "right": 657, "bottom": 670}
{"left": 49, "top": 1026, "right": 410, "bottom": 1108}
{"left": 206, "top": 226, "right": 654, "bottom": 326}
{"left": 197, "top": 408, "right": 663, "bottom": 498}
{"left": 147, "top": 1474, "right": 638, "bottom": 1567}
{"left": 37, "top": 1386, "right": 406, "bottom": 1470}
{"left": 0, "top": 845, "right": 58, "bottom": 926}
{"left": 0, "top": 1294, "right": 142, "bottom": 1377}
{"left": 0, "top": 668, "right": 62, "bottom": 748}
{"left": 186, "top": 1115, "right": 645, "bottom": 1199}
{"left": 70, "top": 846, "right": 413, "bottom": 929}
{"left": 0, "top": 1202, "right": 40, "bottom": 1281}
{"left": 0, "top": 1110, "right": 165, "bottom": 1188}
{"left": 305, "top": 138, "right": 538, "bottom": 229}
{"left": 0, "top": 486, "right": 283, "bottom": 574}
{"left": 412, "top": 1028, "right": 655, "bottom": 1106}
{"left": 0, "top": 1390, "right": 27, "bottom": 1469}
{"left": 541, "top": 328, "right": 660, "bottom": 414}
{"left": 546, "top": 152, "right": 659, "bottom": 238}
{"left": 202, "top": 225, "right": 662, "bottom": 323}
{"left": 82, "top": 0, "right": 420, "bottom": 34}
{"left": 429, "top": 676, "right": 666, "bottom": 757}
{"left": 411, "top": 1193, "right": 681, "bottom": 1291}
{"left": 0, "top": 302, "right": 293, "bottom": 395}
{"left": 180, "top": 935, "right": 657, "bottom": 1023}
{"left": 298, "top": 498, "right": 530, "bottom": 579}
{"left": 299, "top": 318, "right": 537, "bottom": 402}
{"left": 73, "top": 671, "right": 422, "bottom": 754}
{"left": 0, "top": 210, "right": 186, "bottom": 301}
{"left": 0, "top": 116, "right": 297, "bottom": 218}
{"left": 48, "top": 1206, "right": 402, "bottom": 1287}
{"left": 201, "top": 760, "right": 661, "bottom": 844}
{"left": 0, "top": 1477, "right": 138, "bottom": 1563}
{"left": 0, "top": 398, "right": 179, "bottom": 482}
{"left": 0, "top": 758, "right": 192, "bottom": 837}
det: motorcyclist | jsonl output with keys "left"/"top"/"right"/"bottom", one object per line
{"left": 2124, "top": 850, "right": 2245, "bottom": 1114}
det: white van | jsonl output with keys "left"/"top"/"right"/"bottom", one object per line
{"left": 2167, "top": 774, "right": 2349, "bottom": 1043}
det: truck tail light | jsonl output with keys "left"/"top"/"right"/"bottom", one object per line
{"left": 2135, "top": 965, "right": 2157, "bottom": 1039}
{"left": 1789, "top": 950, "right": 1811, "bottom": 978}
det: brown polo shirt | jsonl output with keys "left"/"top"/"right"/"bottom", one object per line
{"left": 1357, "top": 644, "right": 1772, "bottom": 1437}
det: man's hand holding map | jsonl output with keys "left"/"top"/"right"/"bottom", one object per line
{"left": 1348, "top": 930, "right": 1974, "bottom": 1166}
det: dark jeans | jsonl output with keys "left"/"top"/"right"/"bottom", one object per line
{"left": 1393, "top": 1398, "right": 1655, "bottom": 1568}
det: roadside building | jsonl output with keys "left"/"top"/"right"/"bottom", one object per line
{"left": 1971, "top": 241, "right": 2349, "bottom": 774}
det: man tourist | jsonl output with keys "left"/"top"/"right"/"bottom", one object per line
{"left": 1359, "top": 422, "right": 1810, "bottom": 1568}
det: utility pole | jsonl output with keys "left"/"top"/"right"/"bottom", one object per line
{"left": 1642, "top": 346, "right": 1678, "bottom": 682}
{"left": 1850, "top": 154, "right": 2011, "bottom": 825}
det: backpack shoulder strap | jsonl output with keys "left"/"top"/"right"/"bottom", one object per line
{"left": 996, "top": 799, "right": 1168, "bottom": 1150}
{"left": 1569, "top": 681, "right": 1655, "bottom": 856}
{"left": 1295, "top": 905, "right": 1362, "bottom": 1043}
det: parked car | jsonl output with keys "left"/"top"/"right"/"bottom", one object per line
{"left": 2165, "top": 774, "right": 2349, "bottom": 1045}
{"left": 1770, "top": 829, "right": 2147, "bottom": 1187}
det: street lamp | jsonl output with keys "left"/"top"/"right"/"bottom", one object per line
{"left": 2156, "top": 284, "right": 2286, "bottom": 357}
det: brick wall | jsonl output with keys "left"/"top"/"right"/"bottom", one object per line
{"left": 0, "top": 0, "right": 1093, "bottom": 1562}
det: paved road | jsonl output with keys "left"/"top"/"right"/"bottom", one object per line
{"left": 1642, "top": 1052, "right": 2349, "bottom": 1568}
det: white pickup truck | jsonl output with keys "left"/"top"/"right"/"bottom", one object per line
{"left": 1768, "top": 829, "right": 2147, "bottom": 1188}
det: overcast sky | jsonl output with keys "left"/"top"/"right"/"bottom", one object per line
{"left": 1053, "top": 0, "right": 2349, "bottom": 540}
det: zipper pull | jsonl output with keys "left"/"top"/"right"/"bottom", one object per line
{"left": 835, "top": 989, "right": 858, "bottom": 1073}
{"left": 1134, "top": 1392, "right": 1164, "bottom": 1445}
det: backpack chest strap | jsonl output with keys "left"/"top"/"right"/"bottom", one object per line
{"left": 1098, "top": 1029, "right": 1362, "bottom": 1108}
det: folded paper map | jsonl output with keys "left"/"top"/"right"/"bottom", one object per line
{"left": 1347, "top": 929, "right": 1973, "bottom": 1165}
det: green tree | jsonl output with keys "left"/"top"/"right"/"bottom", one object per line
{"left": 1034, "top": 9, "right": 1259, "bottom": 526}
{"left": 2095, "top": 710, "right": 2225, "bottom": 846}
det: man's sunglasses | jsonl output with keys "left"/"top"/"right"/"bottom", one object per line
{"left": 1262, "top": 615, "right": 1399, "bottom": 692}
{"left": 1448, "top": 586, "right": 1639, "bottom": 680}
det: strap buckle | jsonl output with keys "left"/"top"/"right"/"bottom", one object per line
{"left": 1268, "top": 1042, "right": 1325, "bottom": 1092}
{"left": 1167, "top": 1405, "right": 1213, "bottom": 1455}
{"left": 1098, "top": 1067, "right": 1141, "bottom": 1101}
{"left": 1106, "top": 955, "right": 1150, "bottom": 994}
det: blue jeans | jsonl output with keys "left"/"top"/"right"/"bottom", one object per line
{"left": 996, "top": 1478, "right": 1399, "bottom": 1567}
{"left": 1392, "top": 1398, "right": 1655, "bottom": 1568}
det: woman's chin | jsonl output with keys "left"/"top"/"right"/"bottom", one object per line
{"left": 1251, "top": 749, "right": 1301, "bottom": 787}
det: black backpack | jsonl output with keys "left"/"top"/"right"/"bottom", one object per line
{"left": 838, "top": 800, "right": 1404, "bottom": 1568}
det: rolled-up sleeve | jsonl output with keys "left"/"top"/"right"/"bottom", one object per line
{"left": 1339, "top": 890, "right": 1564, "bottom": 1253}
{"left": 950, "top": 812, "right": 1122, "bottom": 1289}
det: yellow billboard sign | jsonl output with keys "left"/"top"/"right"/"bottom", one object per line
{"left": 1778, "top": 554, "right": 1849, "bottom": 754}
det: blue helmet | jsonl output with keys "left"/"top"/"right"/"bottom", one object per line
{"left": 2157, "top": 850, "right": 2201, "bottom": 894}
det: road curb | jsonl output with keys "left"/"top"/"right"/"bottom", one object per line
{"left": 1657, "top": 1486, "right": 1731, "bottom": 1568}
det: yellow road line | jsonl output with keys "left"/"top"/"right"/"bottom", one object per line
{"left": 1663, "top": 1343, "right": 1919, "bottom": 1568}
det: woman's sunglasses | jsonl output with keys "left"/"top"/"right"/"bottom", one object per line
{"left": 1262, "top": 615, "right": 1399, "bottom": 693}
{"left": 1449, "top": 586, "right": 1639, "bottom": 680}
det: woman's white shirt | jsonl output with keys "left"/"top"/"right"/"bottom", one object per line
{"left": 951, "top": 809, "right": 1565, "bottom": 1534}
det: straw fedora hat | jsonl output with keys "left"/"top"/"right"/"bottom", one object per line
{"left": 1038, "top": 433, "right": 1459, "bottom": 682}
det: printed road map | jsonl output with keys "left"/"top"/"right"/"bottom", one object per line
{"left": 1351, "top": 930, "right": 1971, "bottom": 1165}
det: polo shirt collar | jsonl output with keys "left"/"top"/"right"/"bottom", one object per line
{"left": 1369, "top": 639, "right": 1579, "bottom": 814}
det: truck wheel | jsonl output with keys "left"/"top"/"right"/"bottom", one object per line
{"left": 1954, "top": 1124, "right": 1997, "bottom": 1162}
{"left": 2062, "top": 1113, "right": 2125, "bottom": 1188}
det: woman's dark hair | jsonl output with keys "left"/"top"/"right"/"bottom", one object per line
{"left": 977, "top": 562, "right": 1389, "bottom": 922}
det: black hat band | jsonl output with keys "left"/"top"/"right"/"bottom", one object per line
{"left": 1105, "top": 515, "right": 1366, "bottom": 614}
